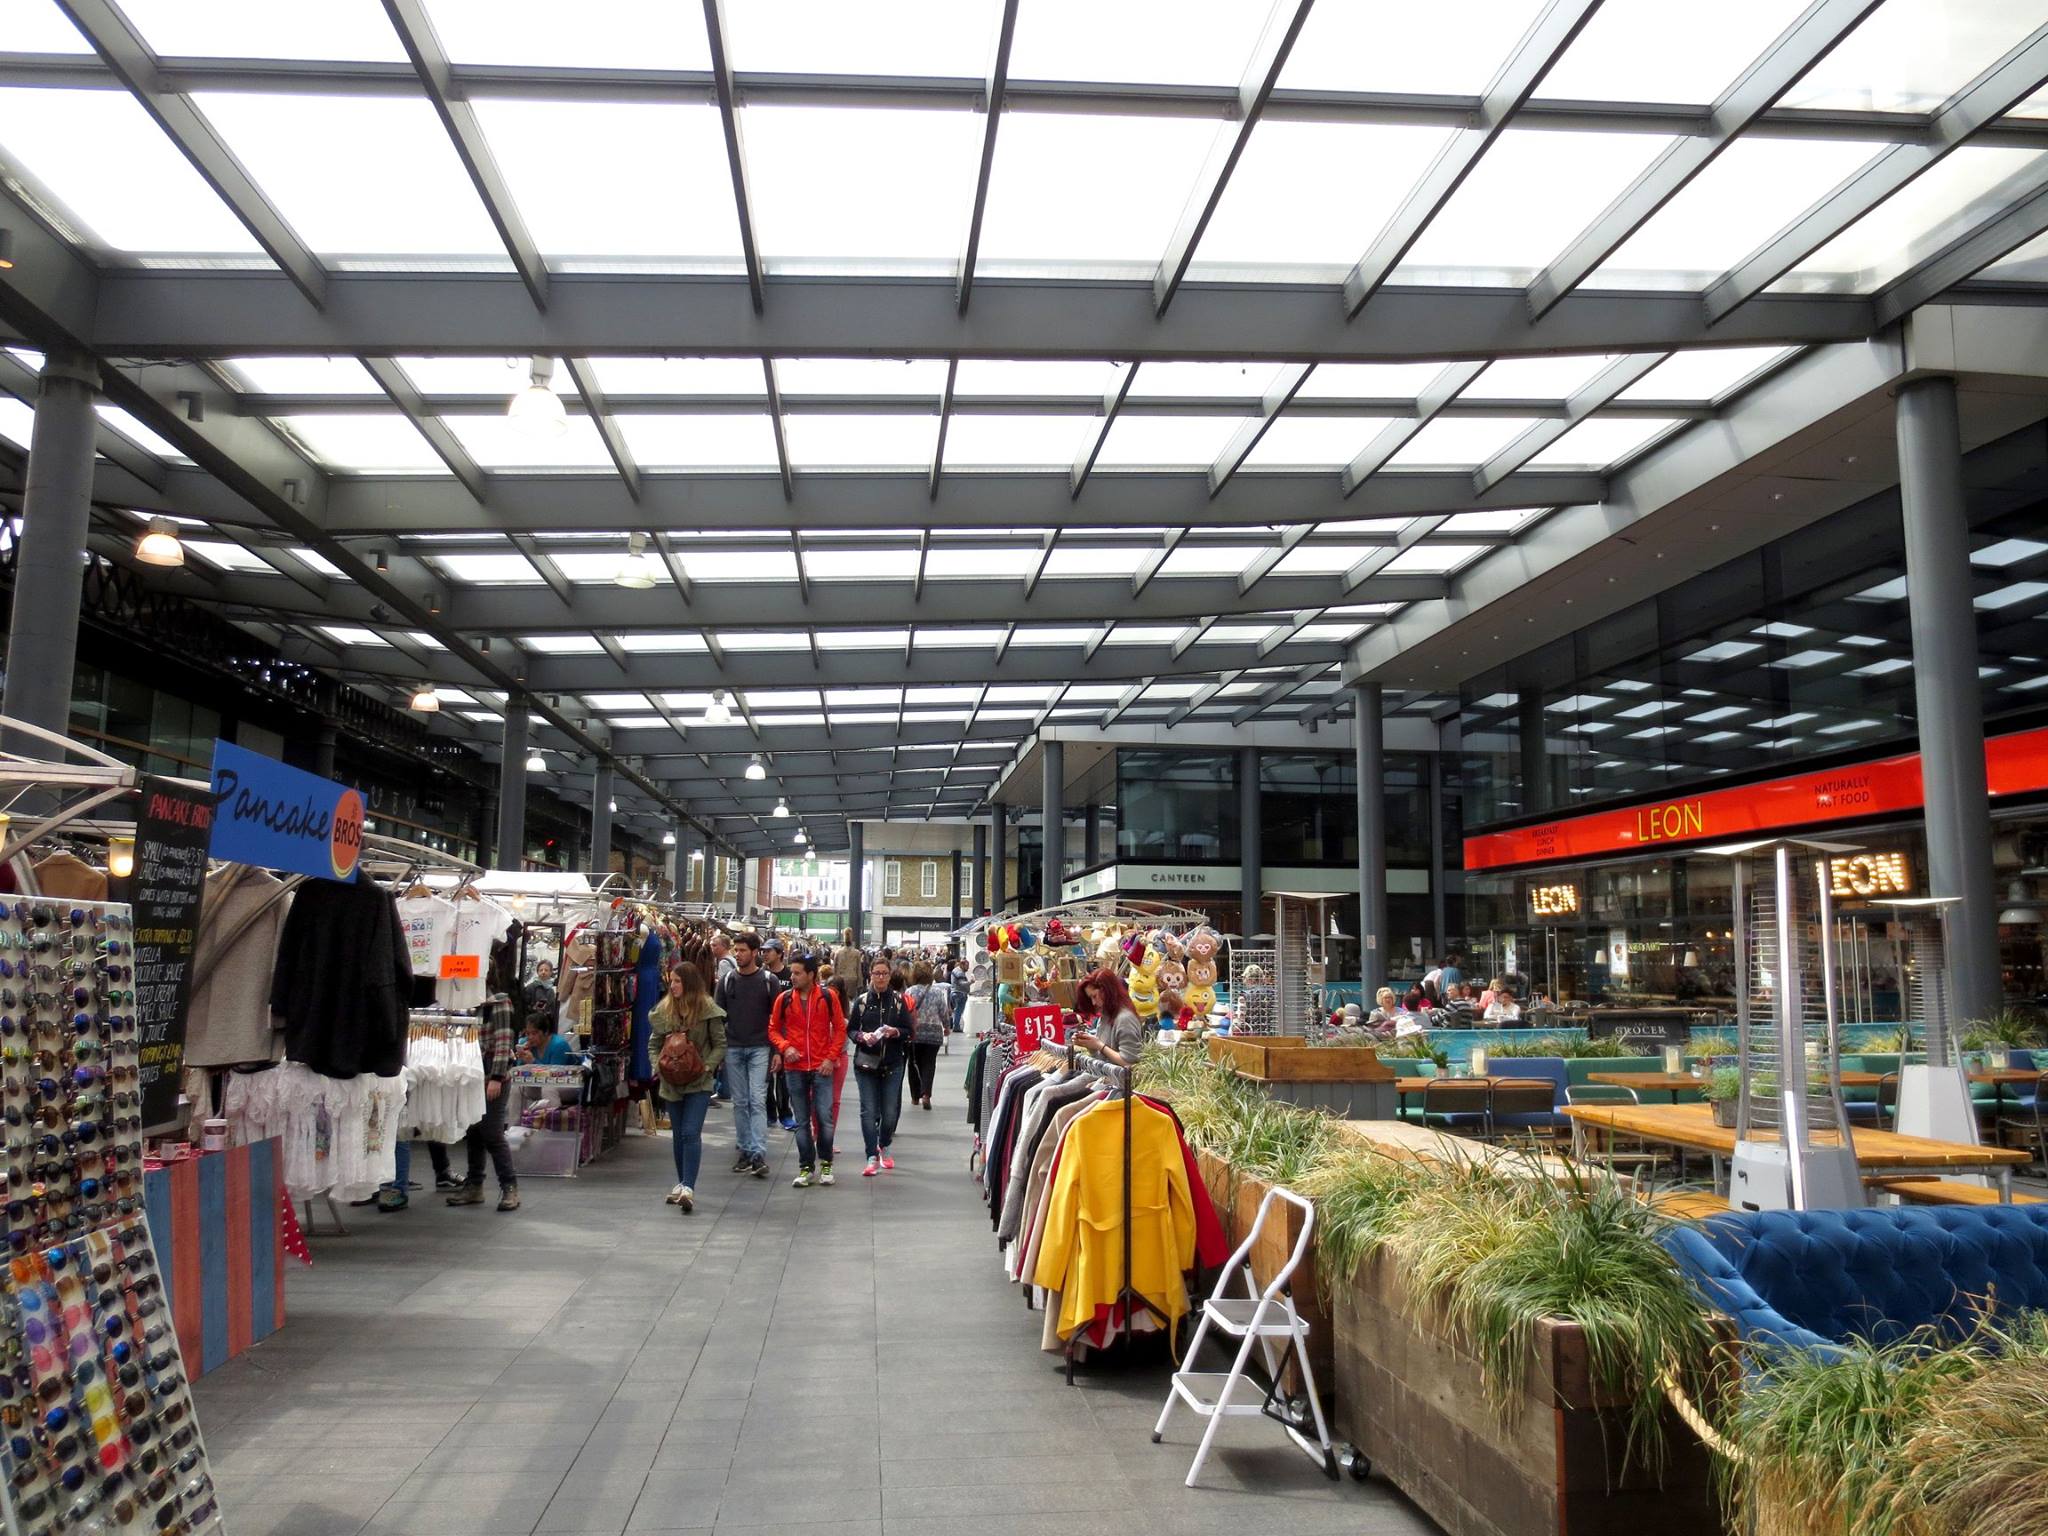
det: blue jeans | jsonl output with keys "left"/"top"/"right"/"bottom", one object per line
{"left": 666, "top": 1091, "right": 712, "bottom": 1188}
{"left": 786, "top": 1069, "right": 834, "bottom": 1169}
{"left": 726, "top": 1046, "right": 771, "bottom": 1160}
{"left": 856, "top": 1059, "right": 906, "bottom": 1158}
{"left": 386, "top": 1137, "right": 450, "bottom": 1193}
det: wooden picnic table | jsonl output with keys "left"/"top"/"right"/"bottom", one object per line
{"left": 1563, "top": 1102, "right": 2029, "bottom": 1201}
{"left": 1967, "top": 1066, "right": 2043, "bottom": 1116}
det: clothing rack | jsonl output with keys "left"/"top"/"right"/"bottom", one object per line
{"left": 1059, "top": 1044, "right": 1172, "bottom": 1384}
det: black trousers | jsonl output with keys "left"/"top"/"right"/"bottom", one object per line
{"left": 768, "top": 1063, "right": 792, "bottom": 1121}
{"left": 465, "top": 1091, "right": 517, "bottom": 1190}
{"left": 906, "top": 1042, "right": 942, "bottom": 1103}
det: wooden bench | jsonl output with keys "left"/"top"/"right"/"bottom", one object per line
{"left": 1642, "top": 1188, "right": 1731, "bottom": 1221}
{"left": 1866, "top": 1175, "right": 2045, "bottom": 1206}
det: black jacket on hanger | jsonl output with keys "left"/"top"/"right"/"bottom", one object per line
{"left": 269, "top": 877, "right": 412, "bottom": 1078}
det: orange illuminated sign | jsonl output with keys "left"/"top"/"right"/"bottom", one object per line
{"left": 1464, "top": 725, "right": 2048, "bottom": 872}
{"left": 1529, "top": 884, "right": 1580, "bottom": 917}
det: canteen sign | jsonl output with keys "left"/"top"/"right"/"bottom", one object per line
{"left": 207, "top": 739, "right": 365, "bottom": 882}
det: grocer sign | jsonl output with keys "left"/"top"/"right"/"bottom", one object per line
{"left": 207, "top": 739, "right": 365, "bottom": 882}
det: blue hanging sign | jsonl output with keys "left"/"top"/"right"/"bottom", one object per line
{"left": 206, "top": 739, "right": 365, "bottom": 881}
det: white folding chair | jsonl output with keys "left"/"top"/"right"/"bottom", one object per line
{"left": 1152, "top": 1184, "right": 1336, "bottom": 1487}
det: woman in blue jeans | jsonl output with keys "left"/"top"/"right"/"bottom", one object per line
{"left": 848, "top": 958, "right": 913, "bottom": 1176}
{"left": 648, "top": 962, "right": 726, "bottom": 1213}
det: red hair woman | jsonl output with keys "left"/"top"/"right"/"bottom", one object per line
{"left": 1071, "top": 967, "right": 1145, "bottom": 1067}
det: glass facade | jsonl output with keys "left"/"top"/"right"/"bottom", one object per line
{"left": 1116, "top": 749, "right": 1241, "bottom": 862}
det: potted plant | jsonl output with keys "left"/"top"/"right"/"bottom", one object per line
{"left": 1704, "top": 1067, "right": 1742, "bottom": 1128}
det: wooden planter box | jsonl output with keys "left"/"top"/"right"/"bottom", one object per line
{"left": 1332, "top": 1253, "right": 1721, "bottom": 1536}
{"left": 1194, "top": 1148, "right": 1333, "bottom": 1402}
{"left": 1206, "top": 1035, "right": 1398, "bottom": 1119}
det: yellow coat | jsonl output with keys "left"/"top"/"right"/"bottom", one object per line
{"left": 1031, "top": 1098, "right": 1197, "bottom": 1341}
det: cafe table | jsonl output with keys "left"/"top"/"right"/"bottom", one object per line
{"left": 1587, "top": 1068, "right": 1882, "bottom": 1104}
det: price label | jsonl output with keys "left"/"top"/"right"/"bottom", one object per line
{"left": 1013, "top": 1004, "right": 1066, "bottom": 1055}
{"left": 439, "top": 954, "right": 482, "bottom": 980}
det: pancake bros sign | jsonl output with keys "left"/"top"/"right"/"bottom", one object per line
{"left": 207, "top": 739, "right": 366, "bottom": 882}
{"left": 1464, "top": 725, "right": 2048, "bottom": 873}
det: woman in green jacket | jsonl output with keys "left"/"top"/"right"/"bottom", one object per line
{"left": 649, "top": 962, "right": 726, "bottom": 1212}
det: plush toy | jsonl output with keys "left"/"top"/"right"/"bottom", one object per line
{"left": 1016, "top": 926, "right": 1037, "bottom": 949}
{"left": 1161, "top": 931, "right": 1186, "bottom": 964}
{"left": 1128, "top": 964, "right": 1159, "bottom": 1022}
{"left": 1157, "top": 959, "right": 1186, "bottom": 993}
{"left": 1187, "top": 926, "right": 1220, "bottom": 968}
{"left": 1096, "top": 934, "right": 1124, "bottom": 966}
{"left": 1185, "top": 983, "right": 1215, "bottom": 1019}
{"left": 997, "top": 983, "right": 1018, "bottom": 1015}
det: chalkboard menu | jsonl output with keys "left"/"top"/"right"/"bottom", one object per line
{"left": 130, "top": 776, "right": 214, "bottom": 1132}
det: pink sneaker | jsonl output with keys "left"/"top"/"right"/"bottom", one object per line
{"left": 880, "top": 1154, "right": 895, "bottom": 1171}
{"left": 862, "top": 1157, "right": 879, "bottom": 1178}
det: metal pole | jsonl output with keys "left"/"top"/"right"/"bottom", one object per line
{"left": 672, "top": 825, "right": 690, "bottom": 898}
{"left": 1239, "top": 745, "right": 1262, "bottom": 939}
{"left": 496, "top": 700, "right": 529, "bottom": 873}
{"left": 1083, "top": 805, "right": 1100, "bottom": 869}
{"left": 1897, "top": 376, "right": 2000, "bottom": 1026}
{"left": 1517, "top": 690, "right": 1546, "bottom": 816}
{"left": 1041, "top": 739, "right": 1064, "bottom": 907}
{"left": 972, "top": 822, "right": 988, "bottom": 915}
{"left": 1, "top": 350, "right": 99, "bottom": 756}
{"left": 950, "top": 848, "right": 963, "bottom": 930}
{"left": 312, "top": 720, "right": 339, "bottom": 781}
{"left": 848, "top": 821, "right": 866, "bottom": 947}
{"left": 1354, "top": 682, "right": 1387, "bottom": 980}
{"left": 1428, "top": 748, "right": 1448, "bottom": 958}
{"left": 589, "top": 759, "right": 613, "bottom": 876}
{"left": 991, "top": 803, "right": 1008, "bottom": 914}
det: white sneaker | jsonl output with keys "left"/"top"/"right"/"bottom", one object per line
{"left": 819, "top": 1162, "right": 836, "bottom": 1186}
{"left": 676, "top": 1186, "right": 695, "bottom": 1213}
{"left": 665, "top": 1183, "right": 687, "bottom": 1205}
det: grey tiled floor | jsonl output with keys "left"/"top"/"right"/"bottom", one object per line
{"left": 195, "top": 1062, "right": 1437, "bottom": 1536}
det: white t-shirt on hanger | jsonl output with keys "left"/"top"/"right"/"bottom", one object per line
{"left": 396, "top": 895, "right": 457, "bottom": 980}
{"left": 441, "top": 898, "right": 515, "bottom": 1011}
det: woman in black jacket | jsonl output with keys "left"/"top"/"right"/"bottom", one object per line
{"left": 847, "top": 956, "right": 913, "bottom": 1176}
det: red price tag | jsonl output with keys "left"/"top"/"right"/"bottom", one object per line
{"left": 1013, "top": 1005, "right": 1065, "bottom": 1055}
{"left": 439, "top": 954, "right": 481, "bottom": 980}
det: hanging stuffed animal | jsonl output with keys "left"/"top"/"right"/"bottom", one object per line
{"left": 1157, "top": 958, "right": 1186, "bottom": 994}
{"left": 1127, "top": 936, "right": 1163, "bottom": 1023}
{"left": 1185, "top": 926, "right": 1220, "bottom": 1021}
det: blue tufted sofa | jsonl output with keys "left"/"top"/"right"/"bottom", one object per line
{"left": 1662, "top": 1206, "right": 2048, "bottom": 1354}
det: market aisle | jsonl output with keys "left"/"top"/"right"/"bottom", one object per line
{"left": 194, "top": 1067, "right": 1436, "bottom": 1536}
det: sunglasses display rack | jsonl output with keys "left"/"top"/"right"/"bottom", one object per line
{"left": 0, "top": 901, "right": 221, "bottom": 1536}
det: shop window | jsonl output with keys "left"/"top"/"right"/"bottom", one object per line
{"left": 885, "top": 861, "right": 902, "bottom": 898}
{"left": 1117, "top": 748, "right": 1240, "bottom": 862}
{"left": 920, "top": 859, "right": 938, "bottom": 899}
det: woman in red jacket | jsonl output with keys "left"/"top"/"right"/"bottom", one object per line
{"left": 768, "top": 953, "right": 846, "bottom": 1188}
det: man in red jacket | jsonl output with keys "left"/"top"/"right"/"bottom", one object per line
{"left": 768, "top": 953, "right": 845, "bottom": 1187}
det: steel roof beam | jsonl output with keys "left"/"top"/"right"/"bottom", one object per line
{"left": 1207, "top": 363, "right": 1314, "bottom": 494}
{"left": 1471, "top": 352, "right": 1667, "bottom": 493}
{"left": 1164, "top": 670, "right": 1244, "bottom": 728}
{"left": 49, "top": 0, "right": 327, "bottom": 309}
{"left": 1070, "top": 364, "right": 1140, "bottom": 497}
{"left": 956, "top": 0, "right": 1020, "bottom": 312}
{"left": 1235, "top": 523, "right": 1314, "bottom": 596}
{"left": 1874, "top": 163, "right": 2048, "bottom": 327}
{"left": 1527, "top": 0, "right": 1884, "bottom": 320}
{"left": 1342, "top": 0, "right": 1602, "bottom": 316}
{"left": 1228, "top": 664, "right": 1329, "bottom": 725}
{"left": 360, "top": 358, "right": 489, "bottom": 502}
{"left": 1341, "top": 361, "right": 1488, "bottom": 495}
{"left": 927, "top": 358, "right": 957, "bottom": 497}
{"left": 701, "top": 0, "right": 765, "bottom": 313}
{"left": 561, "top": 357, "right": 642, "bottom": 500}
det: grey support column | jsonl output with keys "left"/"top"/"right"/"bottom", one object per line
{"left": 312, "top": 721, "right": 339, "bottom": 781}
{"left": 1429, "top": 749, "right": 1448, "bottom": 958}
{"left": 950, "top": 849, "right": 963, "bottom": 930}
{"left": 1517, "top": 690, "right": 1547, "bottom": 816}
{"left": 972, "top": 823, "right": 988, "bottom": 916}
{"left": 1, "top": 350, "right": 100, "bottom": 755}
{"left": 1354, "top": 682, "right": 1387, "bottom": 981}
{"left": 1898, "top": 376, "right": 2000, "bottom": 1024}
{"left": 589, "top": 759, "right": 614, "bottom": 875}
{"left": 1239, "top": 746, "right": 1263, "bottom": 939}
{"left": 848, "top": 821, "right": 866, "bottom": 947}
{"left": 1083, "top": 806, "right": 1100, "bottom": 869}
{"left": 496, "top": 701, "right": 530, "bottom": 873}
{"left": 1041, "top": 739, "right": 1064, "bottom": 907}
{"left": 670, "top": 825, "right": 688, "bottom": 898}
{"left": 990, "top": 804, "right": 1008, "bottom": 914}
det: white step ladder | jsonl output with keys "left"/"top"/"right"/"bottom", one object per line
{"left": 1152, "top": 1183, "right": 1337, "bottom": 1487}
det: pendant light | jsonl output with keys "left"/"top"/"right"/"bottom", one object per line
{"left": 508, "top": 356, "right": 567, "bottom": 438}
{"left": 408, "top": 683, "right": 440, "bottom": 713}
{"left": 771, "top": 797, "right": 790, "bottom": 818}
{"left": 134, "top": 517, "right": 185, "bottom": 567}
{"left": 744, "top": 753, "right": 766, "bottom": 781}
{"left": 607, "top": 799, "right": 617, "bottom": 814}
{"left": 704, "top": 690, "right": 734, "bottom": 726}
{"left": 613, "top": 531, "right": 658, "bottom": 590}
{"left": 794, "top": 828, "right": 807, "bottom": 846}
{"left": 524, "top": 749, "right": 546, "bottom": 772}
{"left": 661, "top": 830, "right": 676, "bottom": 847}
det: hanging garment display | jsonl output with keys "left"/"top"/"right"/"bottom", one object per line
{"left": 183, "top": 864, "right": 292, "bottom": 1069}
{"left": 395, "top": 892, "right": 456, "bottom": 982}
{"left": 269, "top": 877, "right": 410, "bottom": 1079}
{"left": 223, "top": 1063, "right": 407, "bottom": 1202}
{"left": 399, "top": 1020, "right": 486, "bottom": 1143}
{"left": 440, "top": 898, "right": 514, "bottom": 1013}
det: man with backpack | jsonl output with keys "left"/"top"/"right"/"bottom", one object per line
{"left": 768, "top": 953, "right": 845, "bottom": 1188}
{"left": 714, "top": 932, "right": 778, "bottom": 1178}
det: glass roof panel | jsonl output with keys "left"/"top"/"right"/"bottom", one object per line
{"left": 272, "top": 414, "right": 445, "bottom": 472}
{"left": 725, "top": 0, "right": 993, "bottom": 75}
{"left": 422, "top": 0, "right": 712, "bottom": 69}
{"left": 11, "top": 1, "right": 90, "bottom": 50}
{"left": 782, "top": 414, "right": 938, "bottom": 468}
{"left": 1043, "top": 545, "right": 1151, "bottom": 578}
{"left": 1440, "top": 508, "right": 1547, "bottom": 533}
{"left": 0, "top": 88, "right": 262, "bottom": 254}
{"left": 1592, "top": 138, "right": 1884, "bottom": 290}
{"left": 432, "top": 554, "right": 545, "bottom": 584}
{"left": 1297, "top": 363, "right": 1448, "bottom": 401}
{"left": 917, "top": 628, "right": 1009, "bottom": 646}
{"left": 978, "top": 114, "right": 1216, "bottom": 267}
{"left": 441, "top": 416, "right": 619, "bottom": 470}
{"left": 1535, "top": 0, "right": 1810, "bottom": 103}
{"left": 1462, "top": 354, "right": 1621, "bottom": 400}
{"left": 807, "top": 548, "right": 922, "bottom": 582}
{"left": 671, "top": 549, "right": 798, "bottom": 582}
{"left": 952, "top": 360, "right": 1122, "bottom": 397}
{"left": 1397, "top": 130, "right": 1677, "bottom": 281}
{"left": 191, "top": 94, "right": 504, "bottom": 257}
{"left": 1130, "top": 362, "right": 1284, "bottom": 398}
{"left": 587, "top": 358, "right": 766, "bottom": 396}
{"left": 186, "top": 541, "right": 273, "bottom": 574}
{"left": 1007, "top": 0, "right": 1272, "bottom": 85}
{"left": 1093, "top": 414, "right": 1243, "bottom": 469}
{"left": 1240, "top": 417, "right": 1397, "bottom": 469}
{"left": 942, "top": 415, "right": 1089, "bottom": 468}
{"left": 743, "top": 106, "right": 978, "bottom": 263}
{"left": 0, "top": 399, "right": 34, "bottom": 452}
{"left": 117, "top": 0, "right": 408, "bottom": 61}
{"left": 1777, "top": 147, "right": 2048, "bottom": 293}
{"left": 395, "top": 357, "right": 557, "bottom": 395}
{"left": 1194, "top": 121, "right": 1456, "bottom": 272}
{"left": 1274, "top": 543, "right": 1389, "bottom": 576}
{"left": 1385, "top": 417, "right": 1541, "bottom": 468}
{"left": 921, "top": 547, "right": 1030, "bottom": 579}
{"left": 617, "top": 634, "right": 708, "bottom": 652}
{"left": 222, "top": 357, "right": 381, "bottom": 394}
{"left": 1281, "top": 1, "right": 1546, "bottom": 95}
{"left": 1780, "top": 0, "right": 2048, "bottom": 114}
{"left": 473, "top": 101, "right": 742, "bottom": 260}
{"left": 1618, "top": 347, "right": 1794, "bottom": 402}
{"left": 519, "top": 635, "right": 603, "bottom": 653}
{"left": 1385, "top": 544, "right": 1490, "bottom": 574}
{"left": 615, "top": 415, "right": 782, "bottom": 469}
{"left": 775, "top": 359, "right": 950, "bottom": 397}
{"left": 93, "top": 405, "right": 185, "bottom": 461}
{"left": 1983, "top": 227, "right": 2048, "bottom": 280}
{"left": 1156, "top": 544, "right": 1260, "bottom": 578}
{"left": 1527, "top": 417, "right": 1683, "bottom": 469}
{"left": 320, "top": 626, "right": 389, "bottom": 647}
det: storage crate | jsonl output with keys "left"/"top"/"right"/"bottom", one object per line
{"left": 509, "top": 1127, "right": 581, "bottom": 1178}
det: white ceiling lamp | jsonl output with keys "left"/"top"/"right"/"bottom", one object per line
{"left": 408, "top": 683, "right": 440, "bottom": 713}
{"left": 771, "top": 797, "right": 790, "bottom": 818}
{"left": 804, "top": 846, "right": 816, "bottom": 862}
{"left": 704, "top": 690, "right": 734, "bottom": 726}
{"left": 607, "top": 799, "right": 617, "bottom": 814}
{"left": 134, "top": 517, "right": 184, "bottom": 567}
{"left": 690, "top": 847, "right": 704, "bottom": 861}
{"left": 508, "top": 355, "right": 567, "bottom": 438}
{"left": 614, "top": 531, "right": 658, "bottom": 590}
{"left": 794, "top": 828, "right": 807, "bottom": 846}
{"left": 745, "top": 753, "right": 766, "bottom": 781}
{"left": 661, "top": 829, "right": 676, "bottom": 847}
{"left": 524, "top": 749, "right": 547, "bottom": 772}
